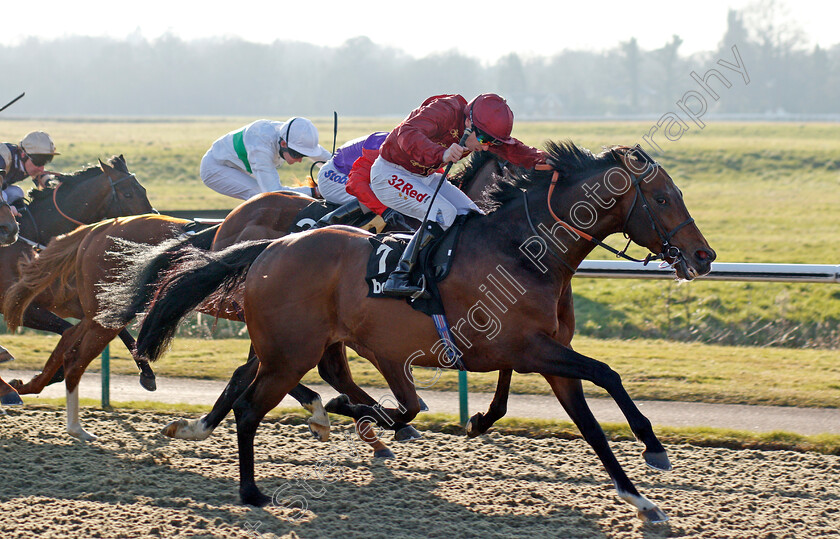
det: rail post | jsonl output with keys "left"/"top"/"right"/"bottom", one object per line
{"left": 101, "top": 344, "right": 110, "bottom": 409}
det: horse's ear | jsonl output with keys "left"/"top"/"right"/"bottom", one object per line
{"left": 99, "top": 159, "right": 115, "bottom": 177}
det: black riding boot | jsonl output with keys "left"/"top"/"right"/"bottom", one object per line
{"left": 382, "top": 222, "right": 445, "bottom": 298}
{"left": 313, "top": 200, "right": 365, "bottom": 228}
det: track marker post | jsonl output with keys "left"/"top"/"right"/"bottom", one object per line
{"left": 101, "top": 344, "right": 111, "bottom": 409}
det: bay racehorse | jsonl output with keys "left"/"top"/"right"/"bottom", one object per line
{"left": 0, "top": 188, "right": 405, "bottom": 441}
{"left": 125, "top": 142, "right": 715, "bottom": 521}
{"left": 0, "top": 157, "right": 157, "bottom": 406}
{"left": 94, "top": 154, "right": 505, "bottom": 452}
{"left": 0, "top": 196, "right": 20, "bottom": 247}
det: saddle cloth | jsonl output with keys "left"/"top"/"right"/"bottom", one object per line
{"left": 288, "top": 200, "right": 385, "bottom": 233}
{"left": 364, "top": 214, "right": 470, "bottom": 316}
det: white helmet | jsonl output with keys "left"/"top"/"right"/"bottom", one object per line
{"left": 20, "top": 131, "right": 60, "bottom": 156}
{"left": 280, "top": 117, "right": 323, "bottom": 157}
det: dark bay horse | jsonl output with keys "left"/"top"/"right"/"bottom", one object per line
{"left": 0, "top": 157, "right": 156, "bottom": 406}
{"left": 95, "top": 155, "right": 504, "bottom": 450}
{"left": 0, "top": 197, "right": 20, "bottom": 247}
{"left": 126, "top": 142, "right": 715, "bottom": 521}
{"left": 0, "top": 190, "right": 402, "bottom": 440}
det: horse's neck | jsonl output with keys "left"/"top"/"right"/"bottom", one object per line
{"left": 474, "top": 178, "right": 623, "bottom": 280}
{"left": 23, "top": 178, "right": 108, "bottom": 241}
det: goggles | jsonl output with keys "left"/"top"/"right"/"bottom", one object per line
{"left": 474, "top": 128, "right": 502, "bottom": 146}
{"left": 281, "top": 117, "right": 304, "bottom": 159}
{"left": 27, "top": 153, "right": 54, "bottom": 167}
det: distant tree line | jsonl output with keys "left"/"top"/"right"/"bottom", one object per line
{"left": 2, "top": 6, "right": 837, "bottom": 118}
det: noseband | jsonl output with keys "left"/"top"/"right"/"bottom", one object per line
{"left": 541, "top": 145, "right": 694, "bottom": 266}
{"left": 52, "top": 172, "right": 138, "bottom": 226}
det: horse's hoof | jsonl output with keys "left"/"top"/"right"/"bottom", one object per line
{"left": 374, "top": 448, "right": 395, "bottom": 459}
{"left": 418, "top": 397, "right": 429, "bottom": 412}
{"left": 240, "top": 486, "right": 271, "bottom": 507}
{"left": 638, "top": 506, "right": 669, "bottom": 523}
{"left": 139, "top": 372, "right": 157, "bottom": 392}
{"left": 8, "top": 379, "right": 22, "bottom": 390}
{"left": 0, "top": 391, "right": 23, "bottom": 406}
{"left": 324, "top": 394, "right": 350, "bottom": 414}
{"left": 307, "top": 419, "right": 330, "bottom": 442}
{"left": 465, "top": 413, "right": 484, "bottom": 438}
{"left": 68, "top": 428, "right": 98, "bottom": 442}
{"left": 161, "top": 419, "right": 186, "bottom": 438}
{"left": 161, "top": 418, "right": 212, "bottom": 440}
{"left": 394, "top": 425, "right": 422, "bottom": 442}
{"left": 0, "top": 350, "right": 14, "bottom": 363}
{"left": 643, "top": 450, "right": 672, "bottom": 472}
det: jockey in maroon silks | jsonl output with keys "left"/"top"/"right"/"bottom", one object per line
{"left": 369, "top": 93, "right": 547, "bottom": 297}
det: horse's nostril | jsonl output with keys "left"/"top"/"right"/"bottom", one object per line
{"left": 696, "top": 249, "right": 716, "bottom": 263}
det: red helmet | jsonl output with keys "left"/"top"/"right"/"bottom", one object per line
{"left": 466, "top": 93, "right": 515, "bottom": 144}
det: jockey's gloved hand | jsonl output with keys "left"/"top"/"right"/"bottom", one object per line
{"left": 382, "top": 208, "right": 411, "bottom": 231}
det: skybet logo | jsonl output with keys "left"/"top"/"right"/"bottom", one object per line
{"left": 387, "top": 175, "right": 429, "bottom": 204}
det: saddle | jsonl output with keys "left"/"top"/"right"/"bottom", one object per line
{"left": 289, "top": 200, "right": 385, "bottom": 233}
{"left": 365, "top": 213, "right": 471, "bottom": 316}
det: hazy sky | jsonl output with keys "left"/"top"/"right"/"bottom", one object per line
{"left": 4, "top": 0, "right": 834, "bottom": 63}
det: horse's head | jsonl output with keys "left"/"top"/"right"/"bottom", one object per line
{"left": 609, "top": 145, "right": 715, "bottom": 280}
{"left": 97, "top": 155, "right": 155, "bottom": 217}
{"left": 0, "top": 199, "right": 20, "bottom": 246}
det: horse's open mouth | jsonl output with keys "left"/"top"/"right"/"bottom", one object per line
{"left": 672, "top": 257, "right": 701, "bottom": 282}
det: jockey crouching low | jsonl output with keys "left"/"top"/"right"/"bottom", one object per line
{"left": 200, "top": 118, "right": 331, "bottom": 201}
{"left": 370, "top": 93, "right": 548, "bottom": 298}
{"left": 0, "top": 131, "right": 60, "bottom": 217}
{"left": 313, "top": 131, "right": 410, "bottom": 231}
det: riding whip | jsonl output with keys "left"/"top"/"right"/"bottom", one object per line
{"left": 408, "top": 128, "right": 472, "bottom": 266}
{"left": 0, "top": 92, "right": 25, "bottom": 113}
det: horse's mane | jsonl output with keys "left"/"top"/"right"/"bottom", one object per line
{"left": 481, "top": 140, "right": 620, "bottom": 212}
{"left": 27, "top": 156, "right": 128, "bottom": 201}
{"left": 450, "top": 151, "right": 498, "bottom": 188}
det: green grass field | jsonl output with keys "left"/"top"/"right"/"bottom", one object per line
{"left": 0, "top": 118, "right": 837, "bottom": 368}
{"left": 2, "top": 118, "right": 836, "bottom": 349}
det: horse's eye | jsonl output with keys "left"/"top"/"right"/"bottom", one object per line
{"left": 123, "top": 192, "right": 133, "bottom": 198}
{"left": 655, "top": 196, "right": 667, "bottom": 205}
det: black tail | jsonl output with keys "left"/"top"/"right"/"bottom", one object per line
{"left": 96, "top": 224, "right": 221, "bottom": 328}
{"left": 135, "top": 239, "right": 272, "bottom": 362}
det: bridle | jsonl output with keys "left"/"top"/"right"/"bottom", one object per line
{"left": 535, "top": 144, "right": 694, "bottom": 267}
{"left": 52, "top": 171, "right": 138, "bottom": 226}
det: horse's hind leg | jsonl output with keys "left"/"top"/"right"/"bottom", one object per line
{"left": 18, "top": 304, "right": 75, "bottom": 386}
{"left": 163, "top": 349, "right": 260, "bottom": 441}
{"left": 317, "top": 343, "right": 400, "bottom": 455}
{"left": 162, "top": 346, "right": 331, "bottom": 443}
{"left": 466, "top": 369, "right": 512, "bottom": 437}
{"left": 233, "top": 363, "right": 308, "bottom": 507}
{"left": 116, "top": 329, "right": 156, "bottom": 392}
{"left": 62, "top": 322, "right": 122, "bottom": 441}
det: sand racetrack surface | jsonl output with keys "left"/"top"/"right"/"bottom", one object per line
{"left": 1, "top": 407, "right": 839, "bottom": 538}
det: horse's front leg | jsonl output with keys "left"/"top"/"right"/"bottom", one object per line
{"left": 116, "top": 328, "right": 156, "bottom": 392}
{"left": 466, "top": 369, "right": 512, "bottom": 437}
{"left": 325, "top": 356, "right": 422, "bottom": 438}
{"left": 519, "top": 333, "right": 668, "bottom": 523}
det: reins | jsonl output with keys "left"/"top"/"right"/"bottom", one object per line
{"left": 537, "top": 145, "right": 694, "bottom": 266}
{"left": 50, "top": 172, "right": 137, "bottom": 226}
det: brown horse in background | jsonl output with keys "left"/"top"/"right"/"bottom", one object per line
{"left": 124, "top": 142, "right": 715, "bottom": 521}
{"left": 0, "top": 196, "right": 20, "bottom": 247}
{"left": 0, "top": 157, "right": 156, "bottom": 406}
